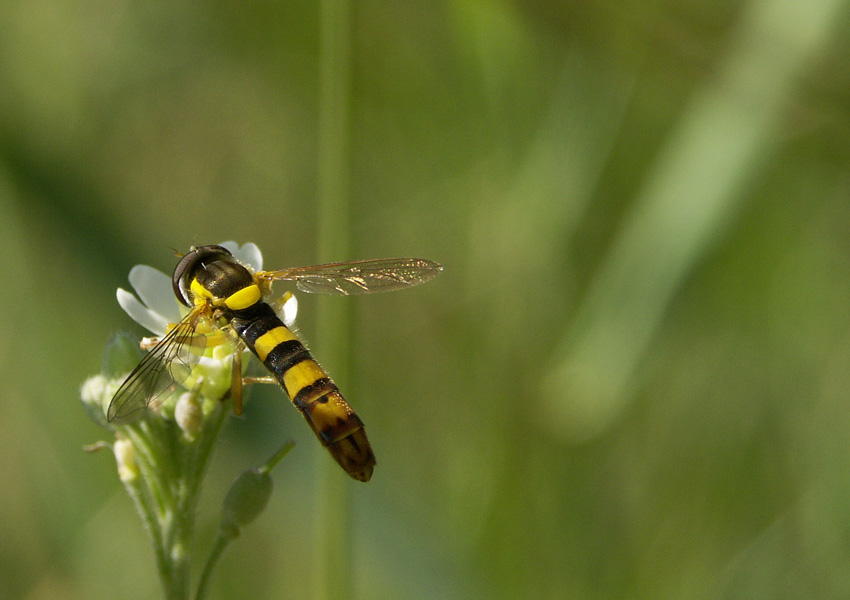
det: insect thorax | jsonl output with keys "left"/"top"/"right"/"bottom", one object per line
{"left": 189, "top": 258, "right": 255, "bottom": 306}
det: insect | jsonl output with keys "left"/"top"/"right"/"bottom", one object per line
{"left": 107, "top": 244, "right": 442, "bottom": 481}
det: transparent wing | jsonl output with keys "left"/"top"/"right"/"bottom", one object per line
{"left": 107, "top": 309, "right": 208, "bottom": 424}
{"left": 257, "top": 258, "right": 443, "bottom": 296}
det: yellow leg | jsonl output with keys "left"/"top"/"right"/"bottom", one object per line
{"left": 243, "top": 376, "right": 277, "bottom": 385}
{"left": 232, "top": 349, "right": 243, "bottom": 415}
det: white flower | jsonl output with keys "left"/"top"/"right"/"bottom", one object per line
{"left": 114, "top": 241, "right": 297, "bottom": 406}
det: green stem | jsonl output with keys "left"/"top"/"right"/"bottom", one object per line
{"left": 194, "top": 441, "right": 295, "bottom": 600}
{"left": 258, "top": 439, "right": 296, "bottom": 474}
{"left": 123, "top": 400, "right": 230, "bottom": 600}
{"left": 315, "top": 1, "right": 355, "bottom": 598}
{"left": 123, "top": 426, "right": 174, "bottom": 513}
{"left": 170, "top": 403, "right": 230, "bottom": 598}
{"left": 121, "top": 475, "right": 169, "bottom": 592}
{"left": 194, "top": 532, "right": 230, "bottom": 600}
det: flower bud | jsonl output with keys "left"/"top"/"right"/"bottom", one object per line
{"left": 220, "top": 468, "right": 273, "bottom": 538}
{"left": 174, "top": 391, "right": 204, "bottom": 440}
{"left": 80, "top": 375, "right": 118, "bottom": 428}
{"left": 113, "top": 438, "right": 139, "bottom": 483}
{"left": 102, "top": 332, "right": 145, "bottom": 379}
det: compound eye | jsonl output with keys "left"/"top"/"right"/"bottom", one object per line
{"left": 172, "top": 245, "right": 232, "bottom": 305}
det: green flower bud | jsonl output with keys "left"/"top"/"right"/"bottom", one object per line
{"left": 102, "top": 332, "right": 145, "bottom": 379}
{"left": 219, "top": 441, "right": 295, "bottom": 538}
{"left": 220, "top": 468, "right": 273, "bottom": 538}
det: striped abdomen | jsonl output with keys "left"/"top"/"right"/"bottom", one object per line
{"left": 230, "top": 302, "right": 375, "bottom": 482}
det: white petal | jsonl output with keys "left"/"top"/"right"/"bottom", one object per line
{"left": 198, "top": 355, "right": 226, "bottom": 369}
{"left": 236, "top": 242, "right": 263, "bottom": 271}
{"left": 128, "top": 265, "right": 181, "bottom": 323}
{"left": 117, "top": 288, "right": 170, "bottom": 335}
{"left": 219, "top": 241, "right": 238, "bottom": 254}
{"left": 220, "top": 241, "right": 263, "bottom": 271}
{"left": 280, "top": 293, "right": 298, "bottom": 327}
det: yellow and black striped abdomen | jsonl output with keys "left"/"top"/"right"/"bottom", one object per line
{"left": 230, "top": 302, "right": 376, "bottom": 482}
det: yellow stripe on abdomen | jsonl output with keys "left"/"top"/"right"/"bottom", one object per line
{"left": 282, "top": 359, "right": 328, "bottom": 401}
{"left": 253, "top": 325, "right": 298, "bottom": 361}
{"left": 229, "top": 302, "right": 375, "bottom": 482}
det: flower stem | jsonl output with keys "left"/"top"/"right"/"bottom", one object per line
{"left": 316, "top": 0, "right": 355, "bottom": 598}
{"left": 120, "top": 401, "right": 230, "bottom": 600}
{"left": 194, "top": 440, "right": 295, "bottom": 600}
{"left": 194, "top": 533, "right": 229, "bottom": 600}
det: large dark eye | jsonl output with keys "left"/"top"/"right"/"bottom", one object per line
{"left": 172, "top": 245, "right": 232, "bottom": 305}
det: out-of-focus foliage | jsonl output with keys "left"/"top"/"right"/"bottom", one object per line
{"left": 2, "top": 0, "right": 850, "bottom": 598}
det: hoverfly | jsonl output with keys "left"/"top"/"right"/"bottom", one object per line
{"left": 107, "top": 245, "right": 442, "bottom": 481}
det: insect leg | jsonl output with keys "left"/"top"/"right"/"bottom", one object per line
{"left": 243, "top": 376, "right": 277, "bottom": 385}
{"left": 232, "top": 347, "right": 244, "bottom": 415}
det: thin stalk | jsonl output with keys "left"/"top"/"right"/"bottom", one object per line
{"left": 126, "top": 402, "right": 230, "bottom": 600}
{"left": 195, "top": 440, "right": 295, "bottom": 600}
{"left": 174, "top": 404, "right": 229, "bottom": 598}
{"left": 315, "top": 1, "right": 355, "bottom": 599}
{"left": 194, "top": 533, "right": 229, "bottom": 600}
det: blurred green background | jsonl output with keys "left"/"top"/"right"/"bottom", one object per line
{"left": 3, "top": 0, "right": 850, "bottom": 598}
